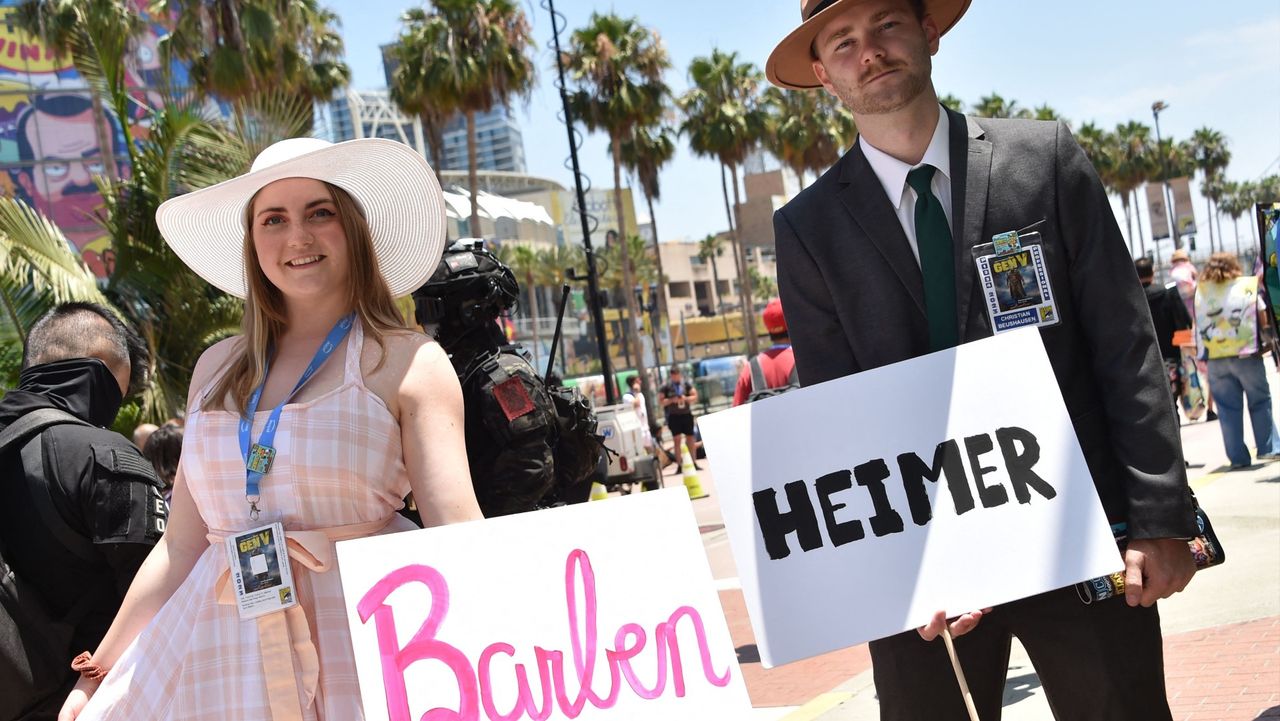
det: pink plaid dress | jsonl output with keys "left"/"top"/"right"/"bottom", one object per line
{"left": 80, "top": 320, "right": 416, "bottom": 720}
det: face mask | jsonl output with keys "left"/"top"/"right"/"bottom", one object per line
{"left": 17, "top": 357, "right": 124, "bottom": 427}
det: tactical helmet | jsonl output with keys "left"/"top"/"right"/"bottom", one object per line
{"left": 413, "top": 239, "right": 520, "bottom": 331}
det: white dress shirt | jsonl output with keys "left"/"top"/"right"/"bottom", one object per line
{"left": 858, "top": 104, "right": 954, "bottom": 266}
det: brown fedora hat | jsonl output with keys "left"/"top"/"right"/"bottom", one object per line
{"left": 766, "top": 0, "right": 971, "bottom": 90}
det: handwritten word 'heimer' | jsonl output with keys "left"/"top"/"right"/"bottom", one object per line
{"left": 356, "top": 548, "right": 733, "bottom": 720}
{"left": 753, "top": 426, "right": 1058, "bottom": 559}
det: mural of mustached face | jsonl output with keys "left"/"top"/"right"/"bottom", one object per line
{"left": 10, "top": 94, "right": 131, "bottom": 277}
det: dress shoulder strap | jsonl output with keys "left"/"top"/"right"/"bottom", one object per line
{"left": 343, "top": 318, "right": 367, "bottom": 387}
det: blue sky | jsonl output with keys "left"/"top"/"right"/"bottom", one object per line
{"left": 325, "top": 0, "right": 1280, "bottom": 247}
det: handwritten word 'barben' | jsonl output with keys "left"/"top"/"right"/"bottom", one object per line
{"left": 356, "top": 549, "right": 733, "bottom": 720}
{"left": 752, "top": 427, "right": 1058, "bottom": 560}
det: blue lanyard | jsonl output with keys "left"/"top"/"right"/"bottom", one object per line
{"left": 239, "top": 314, "right": 354, "bottom": 518}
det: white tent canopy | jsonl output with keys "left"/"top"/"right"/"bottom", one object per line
{"left": 442, "top": 187, "right": 554, "bottom": 226}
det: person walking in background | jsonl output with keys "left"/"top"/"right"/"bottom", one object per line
{"left": 1136, "top": 258, "right": 1194, "bottom": 414}
{"left": 1194, "top": 252, "right": 1280, "bottom": 468}
{"left": 130, "top": 423, "right": 157, "bottom": 451}
{"left": 733, "top": 298, "right": 797, "bottom": 406}
{"left": 141, "top": 423, "right": 182, "bottom": 505}
{"left": 658, "top": 364, "right": 698, "bottom": 473}
{"left": 1172, "top": 249, "right": 1217, "bottom": 420}
{"left": 623, "top": 375, "right": 654, "bottom": 452}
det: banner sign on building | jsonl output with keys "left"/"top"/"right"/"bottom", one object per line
{"left": 697, "top": 330, "right": 1122, "bottom": 668}
{"left": 337, "top": 489, "right": 752, "bottom": 720}
{"left": 1146, "top": 177, "right": 1197, "bottom": 241}
{"left": 0, "top": 0, "right": 194, "bottom": 277}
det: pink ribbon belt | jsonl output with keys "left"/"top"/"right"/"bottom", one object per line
{"left": 208, "top": 516, "right": 393, "bottom": 721}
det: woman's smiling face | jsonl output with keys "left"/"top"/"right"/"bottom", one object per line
{"left": 250, "top": 177, "right": 350, "bottom": 301}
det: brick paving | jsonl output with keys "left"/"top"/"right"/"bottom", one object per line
{"left": 718, "top": 587, "right": 872, "bottom": 708}
{"left": 1165, "top": 616, "right": 1280, "bottom": 721}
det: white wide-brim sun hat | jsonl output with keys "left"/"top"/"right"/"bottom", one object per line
{"left": 156, "top": 137, "right": 446, "bottom": 299}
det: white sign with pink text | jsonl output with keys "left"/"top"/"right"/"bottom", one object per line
{"left": 336, "top": 488, "right": 751, "bottom": 721}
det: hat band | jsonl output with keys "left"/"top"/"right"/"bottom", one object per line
{"left": 806, "top": 0, "right": 839, "bottom": 20}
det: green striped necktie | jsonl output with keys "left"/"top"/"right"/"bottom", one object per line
{"left": 906, "top": 164, "right": 958, "bottom": 351}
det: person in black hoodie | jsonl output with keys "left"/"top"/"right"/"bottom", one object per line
{"left": 0, "top": 302, "right": 167, "bottom": 721}
{"left": 1136, "top": 258, "right": 1194, "bottom": 405}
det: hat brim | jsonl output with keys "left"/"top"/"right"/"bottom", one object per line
{"left": 156, "top": 138, "right": 446, "bottom": 299}
{"left": 766, "top": 0, "right": 971, "bottom": 90}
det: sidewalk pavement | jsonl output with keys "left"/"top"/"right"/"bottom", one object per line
{"left": 674, "top": 367, "right": 1280, "bottom": 720}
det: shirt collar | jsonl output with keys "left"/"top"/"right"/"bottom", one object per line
{"left": 859, "top": 104, "right": 951, "bottom": 208}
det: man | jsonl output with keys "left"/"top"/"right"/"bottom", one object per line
{"left": 9, "top": 94, "right": 131, "bottom": 277}
{"left": 733, "top": 298, "right": 797, "bottom": 406}
{"left": 767, "top": 1, "right": 1197, "bottom": 718}
{"left": 658, "top": 365, "right": 698, "bottom": 472}
{"left": 1169, "top": 248, "right": 1217, "bottom": 421}
{"left": 1137, "top": 257, "right": 1193, "bottom": 408}
{"left": 0, "top": 303, "right": 166, "bottom": 720}
{"left": 131, "top": 422, "right": 158, "bottom": 450}
{"left": 413, "top": 241, "right": 600, "bottom": 515}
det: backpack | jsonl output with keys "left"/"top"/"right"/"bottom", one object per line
{"left": 546, "top": 384, "right": 606, "bottom": 494}
{"left": 745, "top": 354, "right": 800, "bottom": 403}
{"left": 0, "top": 408, "right": 99, "bottom": 720}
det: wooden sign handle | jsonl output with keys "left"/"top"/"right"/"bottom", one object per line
{"left": 941, "top": 627, "right": 981, "bottom": 721}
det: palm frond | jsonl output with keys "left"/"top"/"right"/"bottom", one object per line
{"left": 0, "top": 198, "right": 109, "bottom": 306}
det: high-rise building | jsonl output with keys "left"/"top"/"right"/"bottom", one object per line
{"left": 379, "top": 42, "right": 527, "bottom": 173}
{"left": 321, "top": 89, "right": 426, "bottom": 153}
{"left": 439, "top": 105, "right": 527, "bottom": 173}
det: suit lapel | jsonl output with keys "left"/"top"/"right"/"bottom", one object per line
{"left": 952, "top": 112, "right": 992, "bottom": 339}
{"left": 837, "top": 144, "right": 926, "bottom": 318}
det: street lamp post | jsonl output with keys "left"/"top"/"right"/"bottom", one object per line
{"left": 1151, "top": 100, "right": 1182, "bottom": 256}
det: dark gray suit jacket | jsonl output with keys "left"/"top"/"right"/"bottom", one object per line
{"left": 774, "top": 107, "right": 1196, "bottom": 540}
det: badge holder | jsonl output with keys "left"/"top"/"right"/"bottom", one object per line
{"left": 971, "top": 229, "right": 1062, "bottom": 334}
{"left": 225, "top": 521, "right": 298, "bottom": 620}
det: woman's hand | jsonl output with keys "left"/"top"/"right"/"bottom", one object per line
{"left": 59, "top": 676, "right": 99, "bottom": 721}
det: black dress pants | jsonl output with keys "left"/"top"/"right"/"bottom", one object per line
{"left": 870, "top": 587, "right": 1172, "bottom": 721}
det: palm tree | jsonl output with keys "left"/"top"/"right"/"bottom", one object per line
{"left": 391, "top": 0, "right": 536, "bottom": 236}
{"left": 806, "top": 92, "right": 857, "bottom": 177}
{"left": 1076, "top": 122, "right": 1132, "bottom": 253}
{"left": 0, "top": 200, "right": 111, "bottom": 387}
{"left": 1113, "top": 121, "right": 1155, "bottom": 255}
{"left": 1032, "top": 104, "right": 1065, "bottom": 123}
{"left": 697, "top": 233, "right": 733, "bottom": 345}
{"left": 972, "top": 93, "right": 1030, "bottom": 119}
{"left": 1218, "top": 181, "right": 1253, "bottom": 254}
{"left": 679, "top": 49, "right": 768, "bottom": 356}
{"left": 762, "top": 87, "right": 857, "bottom": 188}
{"left": 1189, "top": 127, "right": 1230, "bottom": 252}
{"left": 153, "top": 0, "right": 350, "bottom": 111}
{"left": 566, "top": 12, "right": 669, "bottom": 407}
{"left": 762, "top": 87, "right": 817, "bottom": 186}
{"left": 749, "top": 265, "right": 777, "bottom": 301}
{"left": 617, "top": 120, "right": 676, "bottom": 340}
{"left": 938, "top": 93, "right": 964, "bottom": 113}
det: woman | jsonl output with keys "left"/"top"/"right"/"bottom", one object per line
{"left": 1194, "top": 251, "right": 1280, "bottom": 468}
{"left": 62, "top": 138, "right": 482, "bottom": 720}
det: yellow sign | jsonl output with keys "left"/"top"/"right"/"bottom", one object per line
{"left": 0, "top": 9, "right": 73, "bottom": 75}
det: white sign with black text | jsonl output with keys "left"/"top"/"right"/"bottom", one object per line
{"left": 697, "top": 329, "right": 1122, "bottom": 668}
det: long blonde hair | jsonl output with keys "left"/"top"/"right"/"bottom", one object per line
{"left": 204, "top": 181, "right": 409, "bottom": 414}
{"left": 1201, "top": 252, "right": 1242, "bottom": 284}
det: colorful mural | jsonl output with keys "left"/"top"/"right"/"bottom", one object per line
{"left": 0, "top": 1, "right": 189, "bottom": 277}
